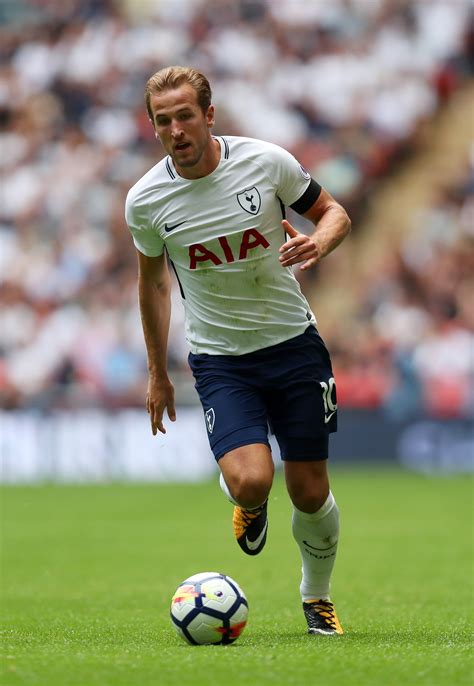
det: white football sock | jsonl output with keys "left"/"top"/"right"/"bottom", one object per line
{"left": 219, "top": 472, "right": 239, "bottom": 506}
{"left": 292, "top": 491, "right": 339, "bottom": 602}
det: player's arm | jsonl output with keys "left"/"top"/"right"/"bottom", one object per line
{"left": 137, "top": 250, "right": 176, "bottom": 435}
{"left": 279, "top": 188, "right": 351, "bottom": 271}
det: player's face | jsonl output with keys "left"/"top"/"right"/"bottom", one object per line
{"left": 150, "top": 84, "right": 217, "bottom": 179}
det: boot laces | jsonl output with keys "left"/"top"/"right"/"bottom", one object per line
{"left": 233, "top": 504, "right": 264, "bottom": 538}
{"left": 309, "top": 600, "right": 338, "bottom": 630}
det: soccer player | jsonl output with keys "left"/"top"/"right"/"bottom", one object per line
{"left": 126, "top": 66, "right": 351, "bottom": 636}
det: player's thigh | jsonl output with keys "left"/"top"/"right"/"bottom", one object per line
{"left": 188, "top": 352, "right": 270, "bottom": 462}
{"left": 284, "top": 459, "right": 329, "bottom": 513}
{"left": 265, "top": 328, "right": 337, "bottom": 462}
{"left": 219, "top": 443, "right": 274, "bottom": 506}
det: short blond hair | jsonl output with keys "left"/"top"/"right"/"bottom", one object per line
{"left": 144, "top": 66, "right": 212, "bottom": 121}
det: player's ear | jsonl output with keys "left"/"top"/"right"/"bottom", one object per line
{"left": 148, "top": 116, "right": 159, "bottom": 138}
{"left": 206, "top": 105, "right": 215, "bottom": 128}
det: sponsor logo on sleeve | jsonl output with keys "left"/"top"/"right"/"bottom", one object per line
{"left": 299, "top": 164, "right": 311, "bottom": 180}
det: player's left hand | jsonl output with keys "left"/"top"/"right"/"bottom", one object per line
{"left": 279, "top": 220, "right": 321, "bottom": 271}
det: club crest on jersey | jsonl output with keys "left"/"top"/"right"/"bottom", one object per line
{"left": 237, "top": 187, "right": 261, "bottom": 215}
{"left": 205, "top": 408, "right": 215, "bottom": 434}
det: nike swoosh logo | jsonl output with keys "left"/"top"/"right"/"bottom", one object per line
{"left": 164, "top": 220, "right": 187, "bottom": 232}
{"left": 245, "top": 520, "right": 268, "bottom": 551}
{"left": 324, "top": 411, "right": 336, "bottom": 424}
{"left": 303, "top": 539, "right": 337, "bottom": 551}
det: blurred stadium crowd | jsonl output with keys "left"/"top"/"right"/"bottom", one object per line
{"left": 0, "top": 0, "right": 473, "bottom": 418}
{"left": 327, "top": 164, "right": 474, "bottom": 419}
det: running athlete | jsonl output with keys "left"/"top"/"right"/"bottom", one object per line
{"left": 126, "top": 66, "right": 351, "bottom": 636}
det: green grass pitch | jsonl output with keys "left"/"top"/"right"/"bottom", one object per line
{"left": 1, "top": 468, "right": 472, "bottom": 686}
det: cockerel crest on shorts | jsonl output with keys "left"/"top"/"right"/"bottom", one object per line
{"left": 205, "top": 408, "right": 215, "bottom": 434}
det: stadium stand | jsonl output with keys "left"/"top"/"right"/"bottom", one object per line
{"left": 0, "top": 0, "right": 473, "bottom": 418}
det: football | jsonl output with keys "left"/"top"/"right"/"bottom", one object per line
{"left": 170, "top": 572, "right": 249, "bottom": 645}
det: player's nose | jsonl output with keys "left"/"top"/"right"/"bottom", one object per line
{"left": 170, "top": 120, "right": 184, "bottom": 138}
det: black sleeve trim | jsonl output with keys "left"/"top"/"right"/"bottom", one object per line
{"left": 290, "top": 178, "right": 321, "bottom": 215}
{"left": 168, "top": 255, "right": 185, "bottom": 299}
{"left": 278, "top": 198, "right": 285, "bottom": 220}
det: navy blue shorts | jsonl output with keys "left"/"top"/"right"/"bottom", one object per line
{"left": 188, "top": 326, "right": 337, "bottom": 462}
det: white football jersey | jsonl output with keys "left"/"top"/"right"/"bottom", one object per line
{"left": 126, "top": 135, "right": 319, "bottom": 355}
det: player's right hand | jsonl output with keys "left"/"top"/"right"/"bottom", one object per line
{"left": 146, "top": 375, "right": 176, "bottom": 435}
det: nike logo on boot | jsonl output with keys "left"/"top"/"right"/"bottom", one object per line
{"left": 245, "top": 520, "right": 268, "bottom": 551}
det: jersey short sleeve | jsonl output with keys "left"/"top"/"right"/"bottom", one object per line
{"left": 125, "top": 188, "right": 164, "bottom": 257}
{"left": 265, "top": 143, "right": 321, "bottom": 211}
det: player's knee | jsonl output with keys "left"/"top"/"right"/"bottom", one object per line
{"left": 285, "top": 461, "right": 330, "bottom": 513}
{"left": 288, "top": 482, "right": 329, "bottom": 514}
{"left": 231, "top": 472, "right": 272, "bottom": 509}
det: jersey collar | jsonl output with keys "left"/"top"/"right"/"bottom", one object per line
{"left": 166, "top": 136, "right": 229, "bottom": 181}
